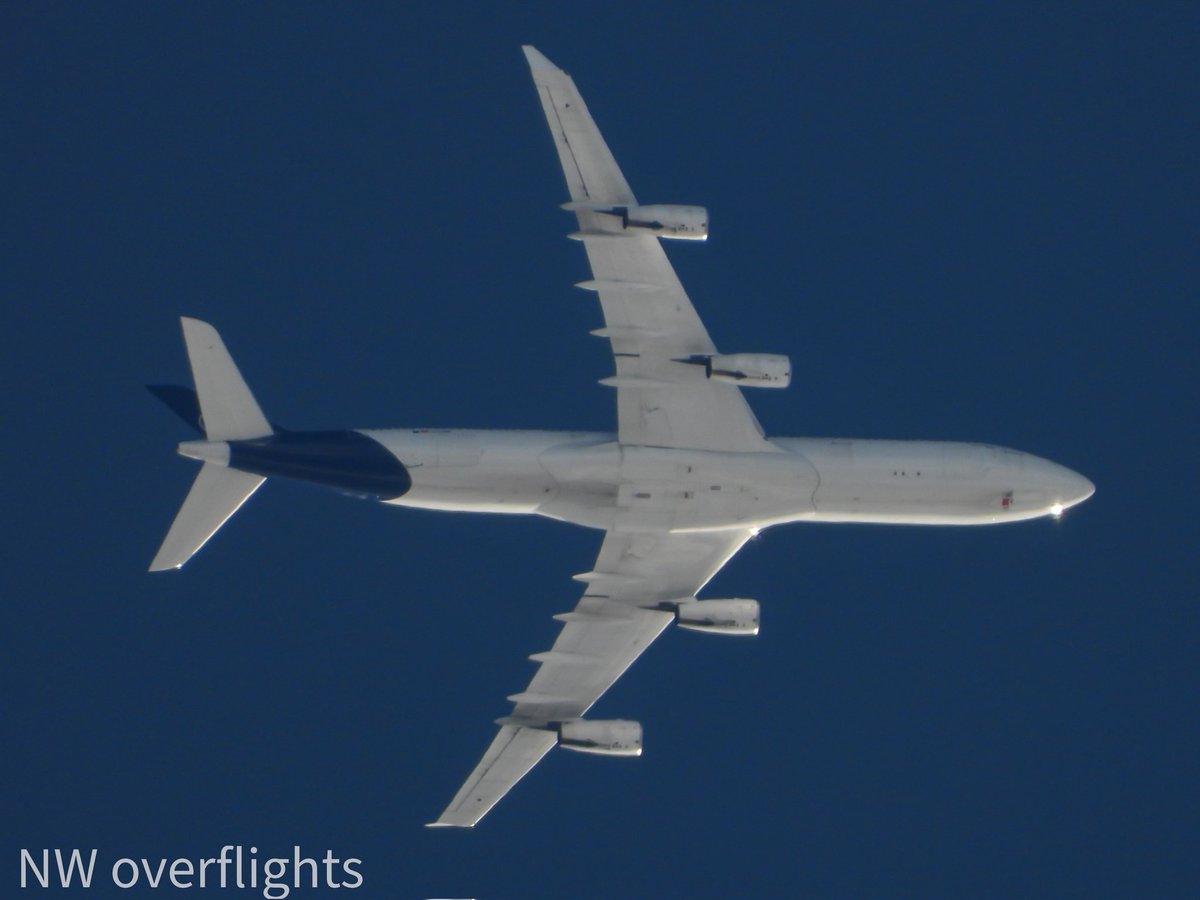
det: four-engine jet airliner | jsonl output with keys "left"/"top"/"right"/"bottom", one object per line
{"left": 149, "top": 46, "right": 1094, "bottom": 827}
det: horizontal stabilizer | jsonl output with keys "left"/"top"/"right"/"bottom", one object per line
{"left": 149, "top": 463, "right": 265, "bottom": 571}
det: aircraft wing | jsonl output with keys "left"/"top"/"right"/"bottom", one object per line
{"left": 429, "top": 47, "right": 770, "bottom": 829}
{"left": 523, "top": 45, "right": 770, "bottom": 453}
{"left": 429, "top": 527, "right": 754, "bottom": 827}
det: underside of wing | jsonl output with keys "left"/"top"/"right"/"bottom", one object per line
{"left": 581, "top": 236, "right": 770, "bottom": 451}
{"left": 426, "top": 725, "right": 557, "bottom": 829}
{"left": 523, "top": 46, "right": 773, "bottom": 453}
{"left": 430, "top": 528, "right": 754, "bottom": 827}
{"left": 523, "top": 45, "right": 635, "bottom": 207}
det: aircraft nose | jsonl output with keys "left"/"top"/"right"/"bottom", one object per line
{"left": 1056, "top": 467, "right": 1095, "bottom": 511}
{"left": 1070, "top": 471, "right": 1096, "bottom": 505}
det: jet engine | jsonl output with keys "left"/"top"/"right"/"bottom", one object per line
{"left": 557, "top": 719, "right": 643, "bottom": 756}
{"left": 675, "top": 599, "right": 760, "bottom": 636}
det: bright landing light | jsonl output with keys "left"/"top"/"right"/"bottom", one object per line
{"left": 1049, "top": 502, "right": 1065, "bottom": 517}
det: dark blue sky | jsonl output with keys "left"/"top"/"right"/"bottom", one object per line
{"left": 4, "top": 4, "right": 1197, "bottom": 898}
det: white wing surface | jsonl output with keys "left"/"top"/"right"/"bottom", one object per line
{"left": 430, "top": 528, "right": 754, "bottom": 827}
{"left": 523, "top": 46, "right": 770, "bottom": 453}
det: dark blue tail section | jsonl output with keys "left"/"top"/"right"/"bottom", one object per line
{"left": 150, "top": 385, "right": 408, "bottom": 500}
{"left": 228, "top": 431, "right": 411, "bottom": 501}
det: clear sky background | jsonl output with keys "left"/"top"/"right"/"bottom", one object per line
{"left": 4, "top": 3, "right": 1197, "bottom": 898}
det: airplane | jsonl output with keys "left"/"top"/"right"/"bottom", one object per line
{"left": 148, "top": 46, "right": 1095, "bottom": 827}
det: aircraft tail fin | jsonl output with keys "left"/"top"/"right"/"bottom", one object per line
{"left": 179, "top": 317, "right": 273, "bottom": 441}
{"left": 149, "top": 318, "right": 273, "bottom": 571}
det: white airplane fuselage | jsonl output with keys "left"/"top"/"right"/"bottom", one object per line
{"left": 358, "top": 428, "right": 1094, "bottom": 529}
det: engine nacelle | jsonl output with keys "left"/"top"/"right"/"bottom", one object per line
{"left": 599, "top": 204, "right": 708, "bottom": 240}
{"left": 558, "top": 719, "right": 643, "bottom": 756}
{"left": 706, "top": 353, "right": 791, "bottom": 388}
{"left": 675, "top": 599, "right": 760, "bottom": 636}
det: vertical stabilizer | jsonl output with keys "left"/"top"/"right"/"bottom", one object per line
{"left": 180, "top": 317, "right": 272, "bottom": 441}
